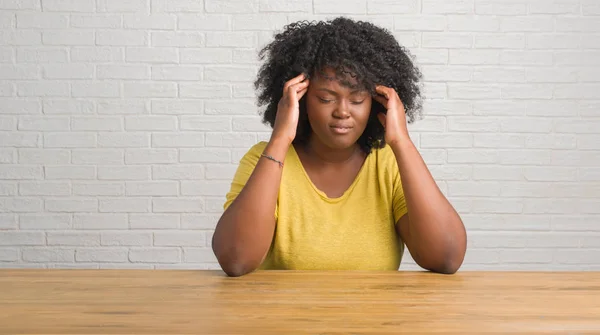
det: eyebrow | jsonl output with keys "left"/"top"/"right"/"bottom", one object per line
{"left": 316, "top": 88, "right": 366, "bottom": 95}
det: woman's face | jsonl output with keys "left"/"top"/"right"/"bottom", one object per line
{"left": 304, "top": 68, "right": 373, "bottom": 150}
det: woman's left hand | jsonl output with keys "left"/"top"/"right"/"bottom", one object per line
{"left": 373, "top": 85, "right": 410, "bottom": 146}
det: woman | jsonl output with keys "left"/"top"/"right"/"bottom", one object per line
{"left": 212, "top": 17, "right": 467, "bottom": 277}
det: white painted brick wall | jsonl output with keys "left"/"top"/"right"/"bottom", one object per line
{"left": 0, "top": 0, "right": 599, "bottom": 271}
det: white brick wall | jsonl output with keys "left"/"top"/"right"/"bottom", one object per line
{"left": 0, "top": 0, "right": 599, "bottom": 271}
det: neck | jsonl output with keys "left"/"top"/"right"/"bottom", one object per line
{"left": 303, "top": 137, "right": 361, "bottom": 165}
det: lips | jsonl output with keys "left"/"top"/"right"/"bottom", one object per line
{"left": 330, "top": 124, "right": 353, "bottom": 134}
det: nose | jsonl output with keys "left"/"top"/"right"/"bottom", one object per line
{"left": 332, "top": 100, "right": 350, "bottom": 119}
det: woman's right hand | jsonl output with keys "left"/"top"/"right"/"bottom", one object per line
{"left": 271, "top": 73, "right": 310, "bottom": 145}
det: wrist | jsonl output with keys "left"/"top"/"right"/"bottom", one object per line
{"left": 265, "top": 136, "right": 291, "bottom": 161}
{"left": 388, "top": 134, "right": 414, "bottom": 153}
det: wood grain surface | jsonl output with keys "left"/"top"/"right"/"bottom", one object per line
{"left": 1, "top": 270, "right": 599, "bottom": 334}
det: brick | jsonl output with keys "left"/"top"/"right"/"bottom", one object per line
{"left": 154, "top": 231, "right": 205, "bottom": 246}
{"left": 45, "top": 166, "right": 95, "bottom": 180}
{"left": 72, "top": 82, "right": 120, "bottom": 98}
{"left": 421, "top": 133, "right": 472, "bottom": 148}
{"left": 152, "top": 197, "right": 204, "bottom": 213}
{"left": 552, "top": 215, "right": 600, "bottom": 231}
{"left": 72, "top": 117, "right": 123, "bottom": 131}
{"left": 579, "top": 67, "right": 600, "bottom": 82}
{"left": 0, "top": 98, "right": 42, "bottom": 115}
{"left": 578, "top": 135, "right": 600, "bottom": 150}
{"left": 181, "top": 214, "right": 219, "bottom": 230}
{"left": 43, "top": 99, "right": 94, "bottom": 115}
{"left": 19, "top": 181, "right": 70, "bottom": 196}
{"left": 475, "top": 0, "right": 526, "bottom": 15}
{"left": 313, "top": 0, "right": 365, "bottom": 13}
{"left": 44, "top": 133, "right": 96, "bottom": 148}
{"left": 100, "top": 263, "right": 153, "bottom": 269}
{"left": 152, "top": 0, "right": 205, "bottom": 12}
{"left": 0, "top": 83, "right": 14, "bottom": 97}
{"left": 447, "top": 15, "right": 497, "bottom": 32}
{"left": 183, "top": 248, "right": 217, "bottom": 263}
{"left": 0, "top": 133, "right": 39, "bottom": 147}
{"left": 151, "top": 100, "right": 204, "bottom": 115}
{"left": 73, "top": 214, "right": 128, "bottom": 230}
{"left": 501, "top": 51, "right": 553, "bottom": 66}
{"left": 97, "top": 31, "right": 148, "bottom": 46}
{"left": 423, "top": 33, "right": 472, "bottom": 48}
{"left": 98, "top": 133, "right": 149, "bottom": 148}
{"left": 181, "top": 48, "right": 233, "bottom": 64}
{"left": 152, "top": 66, "right": 202, "bottom": 81}
{"left": 448, "top": 149, "right": 499, "bottom": 163}
{"left": 151, "top": 32, "right": 203, "bottom": 47}
{"left": 76, "top": 248, "right": 128, "bottom": 262}
{"left": 126, "top": 47, "right": 178, "bottom": 63}
{"left": 526, "top": 34, "right": 581, "bottom": 50}
{"left": 152, "top": 133, "right": 205, "bottom": 148}
{"left": 98, "top": 166, "right": 150, "bottom": 180}
{"left": 554, "top": 84, "right": 600, "bottom": 100}
{"left": 555, "top": 51, "right": 600, "bottom": 66}
{"left": 500, "top": 17, "right": 554, "bottom": 32}
{"left": 418, "top": 149, "right": 446, "bottom": 165}
{"left": 406, "top": 116, "right": 445, "bottom": 132}
{"left": 123, "top": 82, "right": 177, "bottom": 98}
{"left": 98, "top": 100, "right": 148, "bottom": 115}
{"left": 180, "top": 148, "right": 230, "bottom": 163}
{"left": 124, "top": 14, "right": 176, "bottom": 29}
{"left": 367, "top": 0, "right": 417, "bottom": 14}
{"left": 471, "top": 199, "right": 523, "bottom": 214}
{"left": 233, "top": 14, "right": 288, "bottom": 31}
{"left": 179, "top": 84, "right": 231, "bottom": 98}
{"left": 449, "top": 49, "right": 499, "bottom": 65}
{"left": 43, "top": 31, "right": 94, "bottom": 46}
{"left": 125, "top": 149, "right": 177, "bottom": 164}
{"left": 550, "top": 183, "right": 600, "bottom": 199}
{"left": 0, "top": 31, "right": 40, "bottom": 46}
{"left": 423, "top": 0, "right": 473, "bottom": 13}
{"left": 583, "top": 0, "right": 600, "bottom": 15}
{"left": 101, "top": 232, "right": 152, "bottom": 246}
{"left": 23, "top": 248, "right": 75, "bottom": 263}
{"left": 17, "top": 117, "right": 68, "bottom": 131}
{"left": 72, "top": 149, "right": 124, "bottom": 165}
{"left": 500, "top": 150, "right": 552, "bottom": 165}
{"left": 557, "top": 17, "right": 600, "bottom": 32}
{"left": 448, "top": 84, "right": 502, "bottom": 99}
{"left": 473, "top": 166, "right": 523, "bottom": 181}
{"left": 0, "top": 232, "right": 45, "bottom": 246}
{"left": 448, "top": 181, "right": 500, "bottom": 197}
{"left": 552, "top": 151, "right": 600, "bottom": 167}
{"left": 527, "top": 68, "right": 577, "bottom": 83}
{"left": 474, "top": 134, "right": 525, "bottom": 148}
{"left": 526, "top": 101, "right": 578, "bottom": 117}
{"left": 17, "top": 13, "right": 68, "bottom": 29}
{"left": 178, "top": 14, "right": 230, "bottom": 30}
{"left": 130, "top": 247, "right": 180, "bottom": 263}
{"left": 71, "top": 14, "right": 122, "bottom": 28}
{"left": 206, "top": 133, "right": 257, "bottom": 148}
{"left": 181, "top": 117, "right": 230, "bottom": 132}
{"left": 524, "top": 199, "right": 580, "bottom": 214}
{"left": 233, "top": 83, "right": 254, "bottom": 98}
{"left": 72, "top": 182, "right": 124, "bottom": 196}
{"left": 206, "top": 32, "right": 257, "bottom": 48}
{"left": 71, "top": 47, "right": 123, "bottom": 62}
{"left": 422, "top": 65, "right": 471, "bottom": 82}
{"left": 205, "top": 100, "right": 259, "bottom": 115}
{"left": 524, "top": 167, "right": 578, "bottom": 182}
{"left": 16, "top": 48, "right": 65, "bottom": 64}
{"left": 181, "top": 181, "right": 229, "bottom": 196}
{"left": 125, "top": 116, "right": 177, "bottom": 131}
{"left": 0, "top": 248, "right": 18, "bottom": 262}
{"left": 0, "top": 0, "right": 40, "bottom": 9}
{"left": 126, "top": 181, "right": 178, "bottom": 196}
{"left": 99, "top": 198, "right": 150, "bottom": 213}
{"left": 463, "top": 214, "right": 549, "bottom": 231}
{"left": 500, "top": 117, "right": 552, "bottom": 133}
{"left": 204, "top": 164, "right": 237, "bottom": 180}
{"left": 0, "top": 149, "right": 14, "bottom": 164}
{"left": 555, "top": 249, "right": 600, "bottom": 265}
{"left": 233, "top": 50, "right": 258, "bottom": 65}
{"left": 45, "top": 198, "right": 97, "bottom": 212}
{"left": 473, "top": 68, "right": 525, "bottom": 83}
{"left": 232, "top": 116, "right": 271, "bottom": 132}
{"left": 0, "top": 183, "right": 17, "bottom": 196}
{"left": 43, "top": 0, "right": 94, "bottom": 11}
{"left": 0, "top": 165, "right": 43, "bottom": 180}
{"left": 17, "top": 82, "right": 69, "bottom": 97}
{"left": 526, "top": 134, "right": 576, "bottom": 149}
{"left": 474, "top": 34, "right": 525, "bottom": 49}
{"left": 259, "top": 0, "right": 310, "bottom": 12}
{"left": 152, "top": 165, "right": 204, "bottom": 180}
{"left": 98, "top": 0, "right": 148, "bottom": 12}
{"left": 129, "top": 213, "right": 179, "bottom": 229}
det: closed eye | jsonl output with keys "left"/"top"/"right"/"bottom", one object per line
{"left": 351, "top": 100, "right": 365, "bottom": 105}
{"left": 318, "top": 97, "right": 333, "bottom": 103}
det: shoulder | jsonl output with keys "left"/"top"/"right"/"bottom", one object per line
{"left": 238, "top": 141, "right": 268, "bottom": 164}
{"left": 371, "top": 143, "right": 398, "bottom": 168}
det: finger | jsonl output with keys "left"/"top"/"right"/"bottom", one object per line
{"left": 297, "top": 86, "right": 308, "bottom": 100}
{"left": 283, "top": 73, "right": 307, "bottom": 92}
{"left": 372, "top": 94, "right": 388, "bottom": 107}
{"left": 288, "top": 80, "right": 309, "bottom": 96}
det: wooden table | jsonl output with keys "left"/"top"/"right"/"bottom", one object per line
{"left": 1, "top": 270, "right": 600, "bottom": 334}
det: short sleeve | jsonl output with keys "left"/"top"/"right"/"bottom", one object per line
{"left": 391, "top": 161, "right": 408, "bottom": 223}
{"left": 223, "top": 141, "right": 278, "bottom": 219}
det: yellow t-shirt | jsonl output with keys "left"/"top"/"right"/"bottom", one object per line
{"left": 223, "top": 141, "right": 408, "bottom": 271}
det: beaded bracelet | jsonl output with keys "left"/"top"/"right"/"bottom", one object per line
{"left": 261, "top": 153, "right": 284, "bottom": 168}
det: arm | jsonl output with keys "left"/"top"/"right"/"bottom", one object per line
{"left": 212, "top": 73, "right": 309, "bottom": 277}
{"left": 374, "top": 85, "right": 467, "bottom": 274}
{"left": 391, "top": 138, "right": 467, "bottom": 274}
{"left": 212, "top": 139, "right": 289, "bottom": 277}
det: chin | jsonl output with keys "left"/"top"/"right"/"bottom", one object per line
{"left": 316, "top": 131, "right": 360, "bottom": 150}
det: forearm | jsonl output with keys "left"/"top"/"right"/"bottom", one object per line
{"left": 390, "top": 138, "right": 466, "bottom": 273}
{"left": 212, "top": 138, "right": 289, "bottom": 276}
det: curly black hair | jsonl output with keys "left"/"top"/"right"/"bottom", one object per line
{"left": 254, "top": 17, "right": 423, "bottom": 153}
